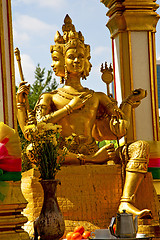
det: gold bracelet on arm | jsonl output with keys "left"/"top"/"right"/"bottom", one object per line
{"left": 64, "top": 105, "right": 73, "bottom": 115}
{"left": 121, "top": 98, "right": 134, "bottom": 107}
{"left": 17, "top": 102, "right": 26, "bottom": 109}
{"left": 37, "top": 104, "right": 73, "bottom": 124}
{"left": 77, "top": 154, "right": 86, "bottom": 165}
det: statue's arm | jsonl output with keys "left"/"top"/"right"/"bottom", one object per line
{"left": 35, "top": 92, "right": 91, "bottom": 124}
{"left": 120, "top": 89, "right": 147, "bottom": 117}
{"left": 16, "top": 82, "right": 30, "bottom": 135}
{"left": 35, "top": 93, "right": 70, "bottom": 124}
{"left": 97, "top": 92, "right": 130, "bottom": 138}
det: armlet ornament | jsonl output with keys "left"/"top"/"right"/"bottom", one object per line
{"left": 17, "top": 102, "right": 26, "bottom": 109}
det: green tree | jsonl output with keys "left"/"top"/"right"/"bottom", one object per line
{"left": 28, "top": 63, "right": 58, "bottom": 110}
{"left": 17, "top": 64, "right": 59, "bottom": 171}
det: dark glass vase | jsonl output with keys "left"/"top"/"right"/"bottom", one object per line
{"left": 34, "top": 179, "right": 65, "bottom": 240}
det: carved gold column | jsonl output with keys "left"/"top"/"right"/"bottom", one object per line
{"left": 0, "top": 0, "right": 17, "bottom": 129}
{"left": 0, "top": 181, "right": 29, "bottom": 240}
{"left": 101, "top": 0, "right": 160, "bottom": 141}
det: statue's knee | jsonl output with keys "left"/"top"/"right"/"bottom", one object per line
{"left": 126, "top": 141, "right": 149, "bottom": 173}
{"left": 128, "top": 140, "right": 149, "bottom": 160}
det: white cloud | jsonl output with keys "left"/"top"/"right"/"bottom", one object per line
{"left": 39, "top": 0, "right": 67, "bottom": 9}
{"left": 13, "top": 28, "right": 30, "bottom": 45}
{"left": 92, "top": 46, "right": 109, "bottom": 56}
{"left": 14, "top": 14, "right": 57, "bottom": 35}
{"left": 14, "top": 54, "right": 35, "bottom": 85}
{"left": 12, "top": 0, "right": 66, "bottom": 9}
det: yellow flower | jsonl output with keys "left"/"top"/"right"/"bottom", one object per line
{"left": 56, "top": 125, "right": 62, "bottom": 133}
{"left": 37, "top": 122, "right": 46, "bottom": 129}
{"left": 44, "top": 124, "right": 58, "bottom": 132}
{"left": 52, "top": 135, "right": 57, "bottom": 146}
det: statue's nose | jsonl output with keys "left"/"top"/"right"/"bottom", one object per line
{"left": 74, "top": 57, "right": 79, "bottom": 63}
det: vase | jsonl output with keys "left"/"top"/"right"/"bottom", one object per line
{"left": 34, "top": 179, "right": 65, "bottom": 240}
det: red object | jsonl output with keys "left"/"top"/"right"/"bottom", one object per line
{"left": 113, "top": 224, "right": 116, "bottom": 233}
{"left": 74, "top": 226, "right": 85, "bottom": 235}
{"left": 66, "top": 232, "right": 74, "bottom": 240}
{"left": 0, "top": 157, "right": 21, "bottom": 172}
{"left": 0, "top": 140, "right": 21, "bottom": 172}
{"left": 82, "top": 231, "right": 91, "bottom": 239}
{"left": 0, "top": 142, "right": 8, "bottom": 158}
{"left": 71, "top": 232, "right": 82, "bottom": 240}
{"left": 1, "top": 138, "right": 9, "bottom": 144}
{"left": 148, "top": 158, "right": 160, "bottom": 167}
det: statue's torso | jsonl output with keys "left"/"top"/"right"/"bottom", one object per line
{"left": 35, "top": 87, "right": 115, "bottom": 143}
{"left": 52, "top": 88, "right": 99, "bottom": 141}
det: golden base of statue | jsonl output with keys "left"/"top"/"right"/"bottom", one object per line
{"left": 0, "top": 181, "right": 29, "bottom": 240}
{"left": 21, "top": 165, "right": 160, "bottom": 238}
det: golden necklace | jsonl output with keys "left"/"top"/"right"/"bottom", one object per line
{"left": 57, "top": 88, "right": 93, "bottom": 100}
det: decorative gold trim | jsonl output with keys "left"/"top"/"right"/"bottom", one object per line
{"left": 119, "top": 32, "right": 124, "bottom": 99}
{"left": 100, "top": 0, "right": 115, "bottom": 8}
{"left": 152, "top": 32, "right": 159, "bottom": 140}
{"left": 128, "top": 31, "right": 136, "bottom": 141}
{"left": 104, "top": 0, "right": 160, "bottom": 38}
{"left": 0, "top": 0, "right": 8, "bottom": 125}
{"left": 7, "top": 0, "right": 17, "bottom": 130}
{"left": 148, "top": 31, "right": 158, "bottom": 141}
{"left": 129, "top": 36, "right": 134, "bottom": 142}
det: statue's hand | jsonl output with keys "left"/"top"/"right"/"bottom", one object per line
{"left": 110, "top": 115, "right": 129, "bottom": 138}
{"left": 68, "top": 93, "right": 92, "bottom": 111}
{"left": 127, "top": 88, "right": 147, "bottom": 108}
{"left": 105, "top": 143, "right": 116, "bottom": 161}
{"left": 16, "top": 81, "right": 30, "bottom": 103}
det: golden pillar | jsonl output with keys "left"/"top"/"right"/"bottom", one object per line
{"left": 0, "top": 0, "right": 17, "bottom": 129}
{"left": 0, "top": 2, "right": 29, "bottom": 239}
{"left": 101, "top": 0, "right": 160, "bottom": 141}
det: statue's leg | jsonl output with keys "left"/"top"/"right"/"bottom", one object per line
{"left": 118, "top": 140, "right": 152, "bottom": 218}
{"left": 63, "top": 144, "right": 116, "bottom": 165}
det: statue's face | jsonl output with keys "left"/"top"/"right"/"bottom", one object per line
{"left": 65, "top": 47, "right": 85, "bottom": 75}
{"left": 51, "top": 51, "right": 65, "bottom": 77}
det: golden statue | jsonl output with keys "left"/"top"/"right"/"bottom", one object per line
{"left": 16, "top": 14, "right": 151, "bottom": 218}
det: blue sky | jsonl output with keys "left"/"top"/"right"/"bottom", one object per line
{"left": 12, "top": 0, "right": 160, "bottom": 93}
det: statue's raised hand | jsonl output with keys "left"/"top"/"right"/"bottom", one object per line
{"left": 68, "top": 93, "right": 92, "bottom": 111}
{"left": 16, "top": 81, "right": 30, "bottom": 103}
{"left": 127, "top": 88, "right": 147, "bottom": 108}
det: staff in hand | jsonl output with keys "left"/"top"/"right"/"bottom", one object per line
{"left": 14, "top": 47, "right": 30, "bottom": 116}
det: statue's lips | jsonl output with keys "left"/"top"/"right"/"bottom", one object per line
{"left": 72, "top": 64, "right": 82, "bottom": 70}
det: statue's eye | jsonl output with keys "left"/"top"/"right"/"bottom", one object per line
{"left": 52, "top": 57, "right": 59, "bottom": 61}
{"left": 68, "top": 54, "right": 74, "bottom": 60}
{"left": 78, "top": 54, "right": 84, "bottom": 59}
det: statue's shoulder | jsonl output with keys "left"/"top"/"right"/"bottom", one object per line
{"left": 39, "top": 90, "right": 58, "bottom": 98}
{"left": 36, "top": 90, "right": 58, "bottom": 105}
{"left": 84, "top": 88, "right": 95, "bottom": 95}
{"left": 94, "top": 91, "right": 109, "bottom": 100}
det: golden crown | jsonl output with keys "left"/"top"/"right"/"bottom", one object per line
{"left": 50, "top": 44, "right": 63, "bottom": 54}
{"left": 63, "top": 30, "right": 85, "bottom": 53}
{"left": 51, "top": 15, "right": 86, "bottom": 53}
{"left": 62, "top": 14, "right": 75, "bottom": 34}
